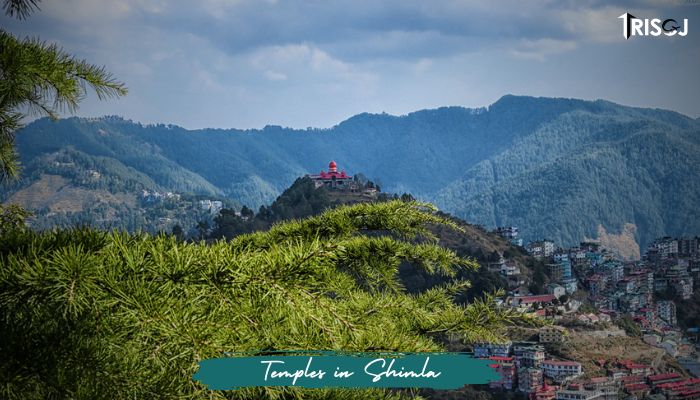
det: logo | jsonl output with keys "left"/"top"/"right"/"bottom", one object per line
{"left": 618, "top": 13, "right": 688, "bottom": 39}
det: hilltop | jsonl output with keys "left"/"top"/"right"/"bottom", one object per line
{"left": 5, "top": 95, "right": 700, "bottom": 250}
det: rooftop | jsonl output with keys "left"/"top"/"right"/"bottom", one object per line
{"left": 648, "top": 373, "right": 682, "bottom": 382}
{"left": 542, "top": 360, "right": 581, "bottom": 367}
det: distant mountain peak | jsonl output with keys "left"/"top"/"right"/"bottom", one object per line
{"left": 10, "top": 95, "right": 700, "bottom": 250}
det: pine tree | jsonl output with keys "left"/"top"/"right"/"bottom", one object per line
{"left": 0, "top": 0, "right": 127, "bottom": 182}
{"left": 0, "top": 201, "right": 536, "bottom": 399}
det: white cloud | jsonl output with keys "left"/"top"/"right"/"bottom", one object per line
{"left": 264, "top": 70, "right": 288, "bottom": 81}
{"left": 3, "top": 0, "right": 697, "bottom": 128}
{"left": 509, "top": 39, "right": 578, "bottom": 61}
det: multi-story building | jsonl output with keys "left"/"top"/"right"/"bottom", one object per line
{"left": 501, "top": 261, "right": 521, "bottom": 277}
{"left": 618, "top": 293, "right": 643, "bottom": 313}
{"left": 586, "top": 275, "right": 608, "bottom": 298}
{"left": 514, "top": 344, "right": 546, "bottom": 368}
{"left": 532, "top": 383, "right": 558, "bottom": 400}
{"left": 528, "top": 240, "right": 556, "bottom": 259}
{"left": 496, "top": 226, "right": 523, "bottom": 247}
{"left": 488, "top": 356, "right": 516, "bottom": 390}
{"left": 541, "top": 360, "right": 582, "bottom": 382}
{"left": 549, "top": 263, "right": 565, "bottom": 282}
{"left": 594, "top": 260, "right": 624, "bottom": 283}
{"left": 583, "top": 377, "right": 619, "bottom": 400}
{"left": 654, "top": 277, "right": 669, "bottom": 292}
{"left": 656, "top": 300, "right": 677, "bottom": 325}
{"left": 616, "top": 278, "right": 636, "bottom": 294}
{"left": 648, "top": 237, "right": 679, "bottom": 259}
{"left": 586, "top": 252, "right": 604, "bottom": 272}
{"left": 672, "top": 278, "right": 694, "bottom": 300}
{"left": 474, "top": 341, "right": 512, "bottom": 358}
{"left": 678, "top": 236, "right": 700, "bottom": 257}
{"left": 539, "top": 326, "right": 567, "bottom": 343}
{"left": 518, "top": 367, "right": 543, "bottom": 393}
{"left": 623, "top": 383, "right": 650, "bottom": 398}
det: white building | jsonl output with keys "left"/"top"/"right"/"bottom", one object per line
{"left": 541, "top": 360, "right": 582, "bottom": 381}
{"left": 547, "top": 284, "right": 566, "bottom": 299}
{"left": 528, "top": 240, "right": 556, "bottom": 259}
{"left": 473, "top": 341, "right": 512, "bottom": 358}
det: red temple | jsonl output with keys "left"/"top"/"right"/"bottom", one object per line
{"left": 308, "top": 160, "right": 354, "bottom": 189}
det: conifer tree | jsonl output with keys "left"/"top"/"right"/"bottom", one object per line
{"left": 0, "top": 201, "right": 536, "bottom": 399}
{"left": 0, "top": 0, "right": 127, "bottom": 182}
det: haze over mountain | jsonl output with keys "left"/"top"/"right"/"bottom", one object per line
{"left": 4, "top": 95, "right": 700, "bottom": 250}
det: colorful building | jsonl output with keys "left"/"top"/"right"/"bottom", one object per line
{"left": 308, "top": 161, "right": 354, "bottom": 189}
{"left": 518, "top": 367, "right": 544, "bottom": 393}
{"left": 488, "top": 356, "right": 516, "bottom": 390}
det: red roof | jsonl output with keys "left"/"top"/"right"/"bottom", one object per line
{"left": 648, "top": 373, "right": 682, "bottom": 382}
{"left": 676, "top": 389, "right": 700, "bottom": 397}
{"left": 518, "top": 294, "right": 556, "bottom": 304}
{"left": 625, "top": 383, "right": 650, "bottom": 391}
{"left": 310, "top": 167, "right": 352, "bottom": 181}
{"left": 621, "top": 375, "right": 645, "bottom": 383}
{"left": 620, "top": 360, "right": 650, "bottom": 370}
{"left": 489, "top": 356, "right": 514, "bottom": 362}
{"left": 657, "top": 378, "right": 700, "bottom": 390}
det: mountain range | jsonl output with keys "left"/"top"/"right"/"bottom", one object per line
{"left": 3, "top": 95, "right": 700, "bottom": 252}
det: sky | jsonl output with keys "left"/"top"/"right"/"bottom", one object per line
{"left": 3, "top": 0, "right": 700, "bottom": 129}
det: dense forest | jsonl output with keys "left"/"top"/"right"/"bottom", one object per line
{"left": 6, "top": 95, "right": 700, "bottom": 248}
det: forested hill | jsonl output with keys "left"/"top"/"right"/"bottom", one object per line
{"left": 206, "top": 176, "right": 541, "bottom": 301}
{"left": 6, "top": 95, "right": 700, "bottom": 249}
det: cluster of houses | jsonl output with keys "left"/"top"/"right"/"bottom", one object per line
{"left": 486, "top": 230, "right": 700, "bottom": 398}
{"left": 198, "top": 199, "right": 223, "bottom": 215}
{"left": 477, "top": 327, "right": 700, "bottom": 399}
{"left": 574, "top": 236, "right": 698, "bottom": 334}
{"left": 647, "top": 237, "right": 698, "bottom": 300}
{"left": 140, "top": 189, "right": 181, "bottom": 203}
{"left": 474, "top": 338, "right": 583, "bottom": 394}
{"left": 497, "top": 230, "right": 698, "bottom": 334}
{"left": 474, "top": 331, "right": 621, "bottom": 400}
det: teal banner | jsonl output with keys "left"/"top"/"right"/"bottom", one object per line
{"left": 193, "top": 351, "right": 498, "bottom": 390}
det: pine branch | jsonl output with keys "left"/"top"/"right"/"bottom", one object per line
{"left": 0, "top": 30, "right": 127, "bottom": 182}
{"left": 2, "top": 0, "right": 40, "bottom": 19}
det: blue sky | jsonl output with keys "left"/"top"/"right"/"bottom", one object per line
{"left": 3, "top": 0, "right": 700, "bottom": 129}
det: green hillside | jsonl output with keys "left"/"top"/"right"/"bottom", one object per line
{"left": 435, "top": 107, "right": 700, "bottom": 249}
{"left": 6, "top": 95, "right": 700, "bottom": 248}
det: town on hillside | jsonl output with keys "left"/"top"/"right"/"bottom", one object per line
{"left": 478, "top": 227, "right": 700, "bottom": 400}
